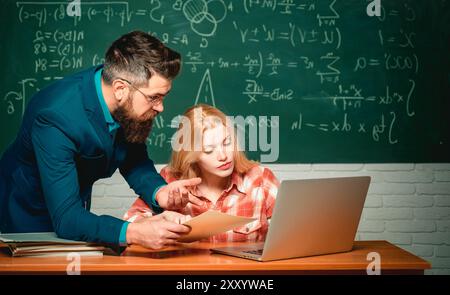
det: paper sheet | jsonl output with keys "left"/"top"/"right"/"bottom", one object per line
{"left": 177, "top": 211, "right": 256, "bottom": 243}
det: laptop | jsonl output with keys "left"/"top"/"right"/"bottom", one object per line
{"left": 211, "top": 176, "right": 371, "bottom": 261}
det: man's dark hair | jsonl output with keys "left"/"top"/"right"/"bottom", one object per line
{"left": 102, "top": 31, "right": 181, "bottom": 86}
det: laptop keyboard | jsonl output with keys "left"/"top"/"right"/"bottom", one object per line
{"left": 243, "top": 249, "right": 263, "bottom": 255}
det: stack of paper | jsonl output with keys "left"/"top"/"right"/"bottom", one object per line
{"left": 0, "top": 232, "right": 105, "bottom": 257}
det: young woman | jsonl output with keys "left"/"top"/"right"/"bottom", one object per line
{"left": 124, "top": 104, "right": 280, "bottom": 242}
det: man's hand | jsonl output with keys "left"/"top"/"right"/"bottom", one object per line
{"left": 155, "top": 178, "right": 204, "bottom": 210}
{"left": 159, "top": 210, "right": 192, "bottom": 224}
{"left": 126, "top": 212, "right": 191, "bottom": 249}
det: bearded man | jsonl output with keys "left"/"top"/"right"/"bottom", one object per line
{"left": 0, "top": 31, "right": 204, "bottom": 250}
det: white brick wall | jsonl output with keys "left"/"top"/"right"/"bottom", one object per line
{"left": 91, "top": 163, "right": 450, "bottom": 275}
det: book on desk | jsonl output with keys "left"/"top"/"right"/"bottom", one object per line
{"left": 0, "top": 232, "right": 105, "bottom": 257}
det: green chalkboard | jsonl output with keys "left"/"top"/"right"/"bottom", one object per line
{"left": 1, "top": 0, "right": 449, "bottom": 163}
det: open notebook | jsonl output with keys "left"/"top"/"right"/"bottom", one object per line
{"left": 0, "top": 232, "right": 105, "bottom": 257}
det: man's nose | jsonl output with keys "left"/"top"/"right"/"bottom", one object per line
{"left": 152, "top": 101, "right": 164, "bottom": 114}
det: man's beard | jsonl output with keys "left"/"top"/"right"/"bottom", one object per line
{"left": 112, "top": 96, "right": 155, "bottom": 144}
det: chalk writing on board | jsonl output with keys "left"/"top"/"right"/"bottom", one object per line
{"left": 290, "top": 111, "right": 399, "bottom": 145}
{"left": 149, "top": 0, "right": 165, "bottom": 24}
{"left": 2, "top": 0, "right": 448, "bottom": 163}
{"left": 232, "top": 21, "right": 342, "bottom": 49}
{"left": 17, "top": 1, "right": 133, "bottom": 27}
{"left": 243, "top": 80, "right": 294, "bottom": 104}
{"left": 3, "top": 79, "right": 38, "bottom": 117}
{"left": 182, "top": 0, "right": 227, "bottom": 37}
{"left": 194, "top": 69, "right": 216, "bottom": 107}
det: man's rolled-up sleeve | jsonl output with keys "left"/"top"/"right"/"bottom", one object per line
{"left": 31, "top": 117, "right": 125, "bottom": 244}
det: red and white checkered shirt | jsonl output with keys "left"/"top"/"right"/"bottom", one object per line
{"left": 123, "top": 165, "right": 280, "bottom": 242}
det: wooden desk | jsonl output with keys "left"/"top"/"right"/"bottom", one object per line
{"left": 0, "top": 241, "right": 430, "bottom": 275}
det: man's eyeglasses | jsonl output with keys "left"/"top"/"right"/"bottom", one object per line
{"left": 118, "top": 78, "right": 164, "bottom": 105}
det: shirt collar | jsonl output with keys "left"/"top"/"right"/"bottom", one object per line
{"left": 225, "top": 170, "right": 246, "bottom": 194}
{"left": 94, "top": 67, "right": 120, "bottom": 134}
